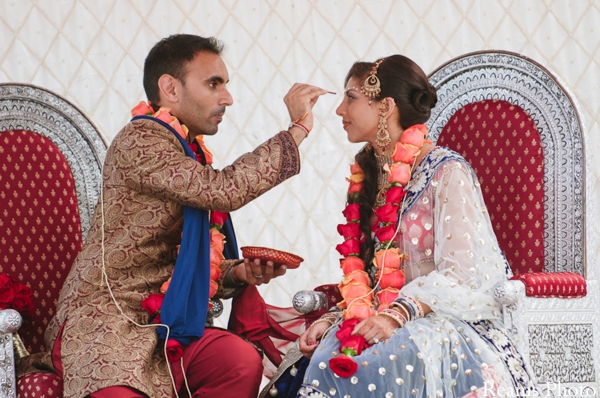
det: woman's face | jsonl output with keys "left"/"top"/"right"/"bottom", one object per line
{"left": 336, "top": 76, "right": 380, "bottom": 144}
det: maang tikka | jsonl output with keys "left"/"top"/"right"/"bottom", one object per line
{"left": 362, "top": 59, "right": 390, "bottom": 151}
{"left": 376, "top": 101, "right": 391, "bottom": 151}
{"left": 361, "top": 59, "right": 384, "bottom": 103}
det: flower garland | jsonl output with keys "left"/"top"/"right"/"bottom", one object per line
{"left": 132, "top": 101, "right": 226, "bottom": 362}
{"left": 330, "top": 124, "right": 428, "bottom": 377}
{"left": 131, "top": 101, "right": 214, "bottom": 165}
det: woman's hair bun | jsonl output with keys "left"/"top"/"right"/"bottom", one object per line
{"left": 412, "top": 89, "right": 433, "bottom": 113}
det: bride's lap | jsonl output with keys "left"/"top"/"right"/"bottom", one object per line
{"left": 301, "top": 316, "right": 494, "bottom": 398}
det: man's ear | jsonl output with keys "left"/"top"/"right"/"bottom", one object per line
{"left": 157, "top": 74, "right": 179, "bottom": 104}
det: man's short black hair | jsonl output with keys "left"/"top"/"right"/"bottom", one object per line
{"left": 143, "top": 34, "right": 225, "bottom": 104}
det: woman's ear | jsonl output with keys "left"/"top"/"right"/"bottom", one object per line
{"left": 157, "top": 74, "right": 180, "bottom": 104}
{"left": 379, "top": 97, "right": 396, "bottom": 119}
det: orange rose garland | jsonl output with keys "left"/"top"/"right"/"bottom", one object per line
{"left": 131, "top": 101, "right": 212, "bottom": 163}
{"left": 329, "top": 124, "right": 428, "bottom": 378}
{"left": 134, "top": 102, "right": 228, "bottom": 358}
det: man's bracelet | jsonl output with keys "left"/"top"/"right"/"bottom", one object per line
{"left": 289, "top": 121, "right": 310, "bottom": 136}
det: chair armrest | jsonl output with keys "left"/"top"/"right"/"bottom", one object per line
{"left": 292, "top": 284, "right": 341, "bottom": 315}
{"left": 493, "top": 280, "right": 526, "bottom": 306}
{"left": 292, "top": 290, "right": 329, "bottom": 314}
{"left": 0, "top": 309, "right": 21, "bottom": 398}
{"left": 0, "top": 309, "right": 22, "bottom": 334}
{"left": 509, "top": 272, "right": 587, "bottom": 298}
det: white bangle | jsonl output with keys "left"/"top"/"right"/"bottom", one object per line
{"left": 289, "top": 122, "right": 310, "bottom": 136}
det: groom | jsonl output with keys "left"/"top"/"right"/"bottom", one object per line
{"left": 27, "top": 34, "right": 327, "bottom": 398}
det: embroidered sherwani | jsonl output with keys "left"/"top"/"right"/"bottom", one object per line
{"left": 40, "top": 119, "right": 300, "bottom": 397}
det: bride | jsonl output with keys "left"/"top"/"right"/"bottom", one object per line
{"left": 289, "top": 55, "right": 537, "bottom": 398}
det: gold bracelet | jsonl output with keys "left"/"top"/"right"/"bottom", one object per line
{"left": 309, "top": 317, "right": 334, "bottom": 329}
{"left": 378, "top": 309, "right": 406, "bottom": 328}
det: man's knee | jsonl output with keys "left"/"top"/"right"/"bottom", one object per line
{"left": 223, "top": 336, "right": 263, "bottom": 378}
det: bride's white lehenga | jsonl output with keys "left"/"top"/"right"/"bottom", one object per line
{"left": 298, "top": 147, "right": 538, "bottom": 398}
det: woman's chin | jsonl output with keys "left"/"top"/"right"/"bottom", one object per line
{"left": 346, "top": 134, "right": 367, "bottom": 144}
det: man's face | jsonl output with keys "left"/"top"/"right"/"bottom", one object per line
{"left": 175, "top": 51, "right": 233, "bottom": 138}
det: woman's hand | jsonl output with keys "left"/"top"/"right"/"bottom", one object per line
{"left": 352, "top": 314, "right": 400, "bottom": 345}
{"left": 231, "top": 258, "right": 287, "bottom": 286}
{"left": 299, "top": 321, "right": 331, "bottom": 358}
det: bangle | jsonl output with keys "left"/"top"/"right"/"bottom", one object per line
{"left": 390, "top": 301, "right": 412, "bottom": 322}
{"left": 394, "top": 298, "right": 415, "bottom": 317}
{"left": 292, "top": 112, "right": 308, "bottom": 124}
{"left": 309, "top": 317, "right": 334, "bottom": 329}
{"left": 291, "top": 122, "right": 310, "bottom": 136}
{"left": 400, "top": 295, "right": 424, "bottom": 319}
{"left": 378, "top": 309, "right": 406, "bottom": 328}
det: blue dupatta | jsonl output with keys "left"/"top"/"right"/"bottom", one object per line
{"left": 132, "top": 116, "right": 239, "bottom": 346}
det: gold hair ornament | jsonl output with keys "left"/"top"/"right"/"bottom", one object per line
{"left": 361, "top": 59, "right": 384, "bottom": 101}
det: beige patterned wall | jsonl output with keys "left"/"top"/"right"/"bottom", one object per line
{"left": 1, "top": 0, "right": 599, "bottom": 326}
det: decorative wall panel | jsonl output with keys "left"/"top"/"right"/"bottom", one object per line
{"left": 528, "top": 323, "right": 595, "bottom": 383}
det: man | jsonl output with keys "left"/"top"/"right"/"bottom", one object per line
{"left": 32, "top": 34, "right": 326, "bottom": 397}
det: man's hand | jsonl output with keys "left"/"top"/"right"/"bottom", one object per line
{"left": 231, "top": 258, "right": 287, "bottom": 286}
{"left": 283, "top": 83, "right": 329, "bottom": 146}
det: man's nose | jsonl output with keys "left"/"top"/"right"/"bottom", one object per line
{"left": 221, "top": 89, "right": 233, "bottom": 106}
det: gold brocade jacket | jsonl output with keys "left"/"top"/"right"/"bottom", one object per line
{"left": 21, "top": 119, "right": 301, "bottom": 397}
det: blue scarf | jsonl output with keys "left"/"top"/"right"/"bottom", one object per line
{"left": 132, "top": 116, "right": 238, "bottom": 346}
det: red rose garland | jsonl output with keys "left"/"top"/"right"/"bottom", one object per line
{"left": 133, "top": 101, "right": 226, "bottom": 362}
{"left": 329, "top": 124, "right": 429, "bottom": 378}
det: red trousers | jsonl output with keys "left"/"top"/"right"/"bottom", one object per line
{"left": 53, "top": 326, "right": 263, "bottom": 398}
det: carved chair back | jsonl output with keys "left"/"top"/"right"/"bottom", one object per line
{"left": 426, "top": 51, "right": 586, "bottom": 277}
{"left": 0, "top": 84, "right": 106, "bottom": 354}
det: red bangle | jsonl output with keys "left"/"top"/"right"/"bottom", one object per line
{"left": 292, "top": 122, "right": 310, "bottom": 136}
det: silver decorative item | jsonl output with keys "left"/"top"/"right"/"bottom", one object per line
{"left": 292, "top": 290, "right": 328, "bottom": 314}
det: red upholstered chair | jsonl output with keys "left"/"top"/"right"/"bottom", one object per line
{"left": 426, "top": 51, "right": 598, "bottom": 394}
{"left": 0, "top": 84, "right": 106, "bottom": 397}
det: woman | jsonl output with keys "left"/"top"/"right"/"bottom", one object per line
{"left": 289, "top": 55, "right": 537, "bottom": 398}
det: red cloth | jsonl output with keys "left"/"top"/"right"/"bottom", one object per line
{"left": 51, "top": 322, "right": 263, "bottom": 398}
{"left": 0, "top": 130, "right": 83, "bottom": 353}
{"left": 229, "top": 285, "right": 299, "bottom": 368}
{"left": 437, "top": 100, "right": 546, "bottom": 275}
{"left": 17, "top": 372, "right": 63, "bottom": 398}
{"left": 510, "top": 272, "right": 586, "bottom": 298}
{"left": 88, "top": 386, "right": 148, "bottom": 398}
{"left": 315, "top": 284, "right": 343, "bottom": 311}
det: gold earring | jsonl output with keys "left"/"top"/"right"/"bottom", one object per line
{"left": 375, "top": 102, "right": 391, "bottom": 151}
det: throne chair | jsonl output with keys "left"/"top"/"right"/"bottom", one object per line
{"left": 290, "top": 50, "right": 599, "bottom": 396}
{"left": 0, "top": 83, "right": 106, "bottom": 397}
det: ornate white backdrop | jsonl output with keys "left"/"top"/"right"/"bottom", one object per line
{"left": 1, "top": 0, "right": 599, "bottom": 327}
